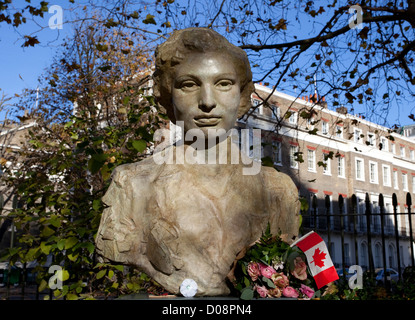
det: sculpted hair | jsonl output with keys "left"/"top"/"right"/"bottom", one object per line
{"left": 153, "top": 27, "right": 254, "bottom": 123}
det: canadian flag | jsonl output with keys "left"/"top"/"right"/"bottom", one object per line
{"left": 291, "top": 231, "right": 339, "bottom": 289}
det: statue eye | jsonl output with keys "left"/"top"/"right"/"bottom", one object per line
{"left": 180, "top": 80, "right": 198, "bottom": 91}
{"left": 216, "top": 79, "right": 233, "bottom": 90}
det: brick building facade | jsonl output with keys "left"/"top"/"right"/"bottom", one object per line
{"left": 239, "top": 83, "right": 415, "bottom": 270}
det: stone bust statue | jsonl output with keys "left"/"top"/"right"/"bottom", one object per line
{"left": 95, "top": 28, "right": 300, "bottom": 296}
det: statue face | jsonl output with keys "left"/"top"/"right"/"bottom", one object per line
{"left": 172, "top": 52, "right": 241, "bottom": 136}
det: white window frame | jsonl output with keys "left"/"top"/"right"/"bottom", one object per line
{"left": 273, "top": 140, "right": 282, "bottom": 165}
{"left": 369, "top": 161, "right": 379, "bottom": 184}
{"left": 400, "top": 145, "right": 406, "bottom": 158}
{"left": 307, "top": 117, "right": 315, "bottom": 129}
{"left": 355, "top": 157, "right": 365, "bottom": 181}
{"left": 393, "top": 170, "right": 399, "bottom": 189}
{"left": 367, "top": 132, "right": 376, "bottom": 147}
{"left": 307, "top": 149, "right": 316, "bottom": 172}
{"left": 252, "top": 98, "right": 263, "bottom": 115}
{"left": 412, "top": 175, "right": 415, "bottom": 193}
{"left": 337, "top": 156, "right": 345, "bottom": 178}
{"left": 382, "top": 164, "right": 391, "bottom": 187}
{"left": 270, "top": 104, "right": 280, "bottom": 120}
{"left": 410, "top": 149, "right": 415, "bottom": 161}
{"left": 335, "top": 125, "right": 343, "bottom": 139}
{"left": 354, "top": 128, "right": 363, "bottom": 144}
{"left": 288, "top": 111, "right": 298, "bottom": 125}
{"left": 323, "top": 153, "right": 331, "bottom": 175}
{"left": 380, "top": 137, "right": 389, "bottom": 152}
{"left": 289, "top": 145, "right": 299, "bottom": 169}
{"left": 322, "top": 121, "right": 329, "bottom": 135}
{"left": 391, "top": 143, "right": 396, "bottom": 154}
{"left": 402, "top": 172, "right": 409, "bottom": 191}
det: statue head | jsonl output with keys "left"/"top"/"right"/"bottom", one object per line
{"left": 153, "top": 28, "right": 254, "bottom": 133}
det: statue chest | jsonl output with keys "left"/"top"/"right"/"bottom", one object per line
{"left": 146, "top": 165, "right": 269, "bottom": 272}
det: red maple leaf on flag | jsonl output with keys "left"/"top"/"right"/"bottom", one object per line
{"left": 311, "top": 248, "right": 326, "bottom": 268}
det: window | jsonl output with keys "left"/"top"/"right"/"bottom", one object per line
{"left": 410, "top": 149, "right": 415, "bottom": 161}
{"left": 404, "top": 213, "right": 409, "bottom": 235}
{"left": 369, "top": 161, "right": 378, "bottom": 184}
{"left": 272, "top": 140, "right": 282, "bottom": 165}
{"left": 355, "top": 158, "right": 364, "bottom": 181}
{"left": 288, "top": 111, "right": 298, "bottom": 124}
{"left": 367, "top": 132, "right": 375, "bottom": 146}
{"left": 354, "top": 128, "right": 363, "bottom": 143}
{"left": 372, "top": 200, "right": 380, "bottom": 233}
{"left": 400, "top": 145, "right": 406, "bottom": 157}
{"left": 375, "top": 244, "right": 382, "bottom": 268}
{"left": 329, "top": 243, "right": 335, "bottom": 262}
{"left": 252, "top": 99, "right": 263, "bottom": 114}
{"left": 270, "top": 105, "right": 280, "bottom": 120}
{"left": 341, "top": 197, "right": 349, "bottom": 230}
{"left": 388, "top": 244, "right": 396, "bottom": 268}
{"left": 412, "top": 175, "right": 415, "bottom": 192}
{"left": 307, "top": 149, "right": 316, "bottom": 172}
{"left": 322, "top": 121, "right": 329, "bottom": 135}
{"left": 382, "top": 165, "right": 391, "bottom": 187}
{"left": 393, "top": 170, "right": 399, "bottom": 189}
{"left": 308, "top": 193, "right": 318, "bottom": 228}
{"left": 344, "top": 243, "right": 350, "bottom": 265}
{"left": 322, "top": 153, "right": 331, "bottom": 175}
{"left": 360, "top": 243, "right": 368, "bottom": 267}
{"left": 391, "top": 143, "right": 396, "bottom": 154}
{"left": 337, "top": 156, "right": 345, "bottom": 178}
{"left": 323, "top": 194, "right": 334, "bottom": 228}
{"left": 289, "top": 145, "right": 299, "bottom": 169}
{"left": 307, "top": 117, "right": 315, "bottom": 128}
{"left": 335, "top": 125, "right": 343, "bottom": 139}
{"left": 402, "top": 173, "right": 408, "bottom": 191}
{"left": 380, "top": 136, "right": 389, "bottom": 152}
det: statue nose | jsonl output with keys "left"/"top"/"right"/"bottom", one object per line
{"left": 198, "top": 84, "right": 216, "bottom": 112}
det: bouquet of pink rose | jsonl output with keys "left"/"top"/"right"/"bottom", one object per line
{"left": 231, "top": 225, "right": 318, "bottom": 300}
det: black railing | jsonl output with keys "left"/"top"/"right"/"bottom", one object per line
{"left": 301, "top": 192, "right": 415, "bottom": 286}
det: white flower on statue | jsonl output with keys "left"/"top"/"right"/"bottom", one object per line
{"left": 180, "top": 279, "right": 198, "bottom": 297}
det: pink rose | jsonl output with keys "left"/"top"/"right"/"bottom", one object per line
{"left": 299, "top": 284, "right": 315, "bottom": 299}
{"left": 282, "top": 286, "right": 299, "bottom": 298}
{"left": 258, "top": 262, "right": 277, "bottom": 279}
{"left": 255, "top": 285, "right": 268, "bottom": 298}
{"left": 291, "top": 257, "right": 307, "bottom": 280}
{"left": 271, "top": 272, "right": 289, "bottom": 288}
{"left": 247, "top": 262, "right": 260, "bottom": 281}
{"left": 267, "top": 287, "right": 282, "bottom": 298}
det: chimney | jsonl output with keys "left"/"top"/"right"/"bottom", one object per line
{"left": 336, "top": 106, "right": 348, "bottom": 115}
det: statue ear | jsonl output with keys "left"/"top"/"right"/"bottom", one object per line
{"left": 237, "top": 82, "right": 255, "bottom": 118}
{"left": 153, "top": 75, "right": 176, "bottom": 123}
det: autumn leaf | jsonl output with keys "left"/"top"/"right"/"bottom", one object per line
{"left": 311, "top": 248, "right": 326, "bottom": 268}
{"left": 22, "top": 35, "right": 40, "bottom": 47}
{"left": 142, "top": 14, "right": 156, "bottom": 25}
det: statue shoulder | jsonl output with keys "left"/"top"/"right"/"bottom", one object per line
{"left": 261, "top": 167, "right": 297, "bottom": 192}
{"left": 261, "top": 166, "right": 300, "bottom": 243}
{"left": 110, "top": 156, "right": 163, "bottom": 186}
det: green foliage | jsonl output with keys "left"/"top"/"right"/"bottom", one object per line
{"left": 321, "top": 270, "right": 415, "bottom": 300}
{"left": 3, "top": 102, "right": 165, "bottom": 298}
{"left": 1, "top": 22, "right": 167, "bottom": 299}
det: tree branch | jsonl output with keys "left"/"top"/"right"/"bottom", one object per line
{"left": 207, "top": 0, "right": 226, "bottom": 28}
{"left": 240, "top": 13, "right": 408, "bottom": 51}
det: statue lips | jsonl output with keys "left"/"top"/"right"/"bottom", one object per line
{"left": 193, "top": 116, "right": 222, "bottom": 126}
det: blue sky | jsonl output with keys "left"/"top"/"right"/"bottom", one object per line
{"left": 0, "top": 16, "right": 71, "bottom": 118}
{"left": 0, "top": 1, "right": 414, "bottom": 128}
